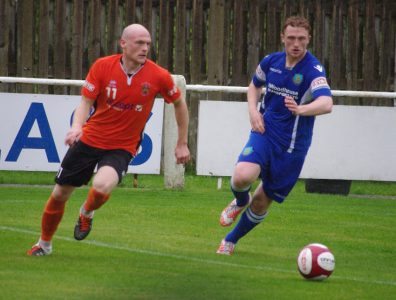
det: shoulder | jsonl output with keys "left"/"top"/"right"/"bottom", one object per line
{"left": 142, "top": 60, "right": 174, "bottom": 86}
{"left": 304, "top": 52, "right": 327, "bottom": 77}
{"left": 89, "top": 55, "right": 120, "bottom": 73}
{"left": 93, "top": 54, "right": 120, "bottom": 65}
{"left": 271, "top": 51, "right": 285, "bottom": 59}
{"left": 303, "top": 53, "right": 331, "bottom": 93}
{"left": 143, "top": 59, "right": 170, "bottom": 74}
{"left": 260, "top": 52, "right": 284, "bottom": 65}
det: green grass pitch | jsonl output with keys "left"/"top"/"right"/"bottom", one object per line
{"left": 0, "top": 174, "right": 395, "bottom": 299}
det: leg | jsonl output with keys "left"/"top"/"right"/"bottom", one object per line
{"left": 74, "top": 148, "right": 132, "bottom": 241}
{"left": 74, "top": 166, "right": 119, "bottom": 240}
{"left": 232, "top": 161, "right": 261, "bottom": 198}
{"left": 250, "top": 182, "right": 273, "bottom": 215}
{"left": 82, "top": 165, "right": 118, "bottom": 214}
{"left": 43, "top": 184, "right": 75, "bottom": 242}
{"left": 27, "top": 184, "right": 75, "bottom": 256}
{"left": 218, "top": 147, "right": 308, "bottom": 255}
{"left": 219, "top": 162, "right": 260, "bottom": 226}
{"left": 217, "top": 183, "right": 271, "bottom": 255}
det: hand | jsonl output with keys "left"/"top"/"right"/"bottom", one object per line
{"left": 64, "top": 127, "right": 82, "bottom": 146}
{"left": 175, "top": 143, "right": 190, "bottom": 165}
{"left": 284, "top": 96, "right": 299, "bottom": 115}
{"left": 249, "top": 109, "right": 265, "bottom": 134}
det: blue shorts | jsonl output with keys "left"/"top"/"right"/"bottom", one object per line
{"left": 237, "top": 132, "right": 307, "bottom": 203}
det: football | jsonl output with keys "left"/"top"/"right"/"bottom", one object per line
{"left": 297, "top": 243, "right": 335, "bottom": 280}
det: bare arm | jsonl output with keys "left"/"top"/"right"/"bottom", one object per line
{"left": 64, "top": 96, "right": 94, "bottom": 146}
{"left": 247, "top": 81, "right": 265, "bottom": 133}
{"left": 173, "top": 97, "right": 190, "bottom": 164}
{"left": 284, "top": 95, "right": 333, "bottom": 116}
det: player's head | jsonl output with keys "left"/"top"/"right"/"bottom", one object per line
{"left": 120, "top": 24, "right": 151, "bottom": 66}
{"left": 281, "top": 16, "right": 311, "bottom": 61}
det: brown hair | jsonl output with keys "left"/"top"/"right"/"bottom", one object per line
{"left": 282, "top": 16, "right": 311, "bottom": 34}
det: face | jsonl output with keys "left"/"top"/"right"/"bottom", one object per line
{"left": 120, "top": 29, "right": 151, "bottom": 66}
{"left": 281, "top": 25, "right": 310, "bottom": 61}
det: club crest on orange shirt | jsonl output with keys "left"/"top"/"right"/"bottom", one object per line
{"left": 141, "top": 82, "right": 151, "bottom": 96}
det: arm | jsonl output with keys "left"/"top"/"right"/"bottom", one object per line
{"left": 64, "top": 96, "right": 94, "bottom": 146}
{"left": 247, "top": 81, "right": 265, "bottom": 133}
{"left": 284, "top": 95, "right": 333, "bottom": 116}
{"left": 173, "top": 97, "right": 190, "bottom": 164}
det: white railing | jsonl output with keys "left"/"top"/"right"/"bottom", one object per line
{"left": 1, "top": 76, "right": 396, "bottom": 99}
{"left": 187, "top": 84, "right": 396, "bottom": 99}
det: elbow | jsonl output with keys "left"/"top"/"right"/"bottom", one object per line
{"left": 323, "top": 97, "right": 333, "bottom": 114}
{"left": 325, "top": 103, "right": 333, "bottom": 114}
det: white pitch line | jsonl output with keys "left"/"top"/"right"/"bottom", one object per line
{"left": 0, "top": 199, "right": 30, "bottom": 203}
{"left": 2, "top": 225, "right": 395, "bottom": 287}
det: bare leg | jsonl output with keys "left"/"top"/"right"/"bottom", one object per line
{"left": 74, "top": 166, "right": 120, "bottom": 241}
{"left": 220, "top": 162, "right": 261, "bottom": 227}
{"left": 91, "top": 165, "right": 119, "bottom": 194}
{"left": 250, "top": 182, "right": 273, "bottom": 215}
{"left": 232, "top": 162, "right": 261, "bottom": 189}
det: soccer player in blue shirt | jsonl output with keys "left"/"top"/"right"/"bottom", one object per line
{"left": 217, "top": 16, "right": 333, "bottom": 255}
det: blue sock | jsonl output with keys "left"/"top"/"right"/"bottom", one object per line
{"left": 225, "top": 206, "right": 267, "bottom": 244}
{"left": 231, "top": 180, "right": 250, "bottom": 207}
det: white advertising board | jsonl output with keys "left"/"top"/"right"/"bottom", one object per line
{"left": 300, "top": 105, "right": 396, "bottom": 181}
{"left": 196, "top": 101, "right": 250, "bottom": 176}
{"left": 0, "top": 93, "right": 164, "bottom": 174}
{"left": 197, "top": 101, "right": 396, "bottom": 181}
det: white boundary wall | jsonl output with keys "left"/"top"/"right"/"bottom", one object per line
{"left": 1, "top": 76, "right": 396, "bottom": 183}
{"left": 197, "top": 101, "right": 396, "bottom": 181}
{"left": 0, "top": 76, "right": 186, "bottom": 188}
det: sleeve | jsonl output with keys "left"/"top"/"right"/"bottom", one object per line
{"left": 159, "top": 70, "right": 181, "bottom": 104}
{"left": 252, "top": 54, "right": 271, "bottom": 87}
{"left": 309, "top": 64, "right": 332, "bottom": 99}
{"left": 81, "top": 59, "right": 103, "bottom": 101}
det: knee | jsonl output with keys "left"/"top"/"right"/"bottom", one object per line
{"left": 52, "top": 185, "right": 73, "bottom": 202}
{"left": 92, "top": 166, "right": 119, "bottom": 194}
{"left": 232, "top": 173, "right": 252, "bottom": 189}
{"left": 232, "top": 164, "right": 259, "bottom": 188}
{"left": 92, "top": 177, "right": 117, "bottom": 194}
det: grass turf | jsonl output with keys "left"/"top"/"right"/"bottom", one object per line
{"left": 0, "top": 174, "right": 395, "bottom": 299}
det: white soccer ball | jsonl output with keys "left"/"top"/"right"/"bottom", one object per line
{"left": 297, "top": 243, "right": 335, "bottom": 280}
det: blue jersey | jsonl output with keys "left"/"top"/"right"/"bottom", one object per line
{"left": 252, "top": 51, "right": 332, "bottom": 152}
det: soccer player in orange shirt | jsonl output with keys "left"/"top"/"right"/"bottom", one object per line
{"left": 27, "top": 24, "right": 190, "bottom": 256}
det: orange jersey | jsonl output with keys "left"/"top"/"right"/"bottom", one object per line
{"left": 80, "top": 54, "right": 181, "bottom": 156}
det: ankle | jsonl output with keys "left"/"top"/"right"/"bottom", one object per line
{"left": 80, "top": 206, "right": 94, "bottom": 218}
{"left": 39, "top": 238, "right": 52, "bottom": 251}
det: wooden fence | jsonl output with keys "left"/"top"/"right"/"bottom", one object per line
{"left": 1, "top": 0, "right": 395, "bottom": 96}
{"left": 1, "top": 0, "right": 395, "bottom": 163}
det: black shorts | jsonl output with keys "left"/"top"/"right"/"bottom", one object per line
{"left": 55, "top": 141, "right": 133, "bottom": 187}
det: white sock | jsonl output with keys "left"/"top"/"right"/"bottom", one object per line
{"left": 80, "top": 206, "right": 94, "bottom": 218}
{"left": 38, "top": 238, "right": 52, "bottom": 253}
